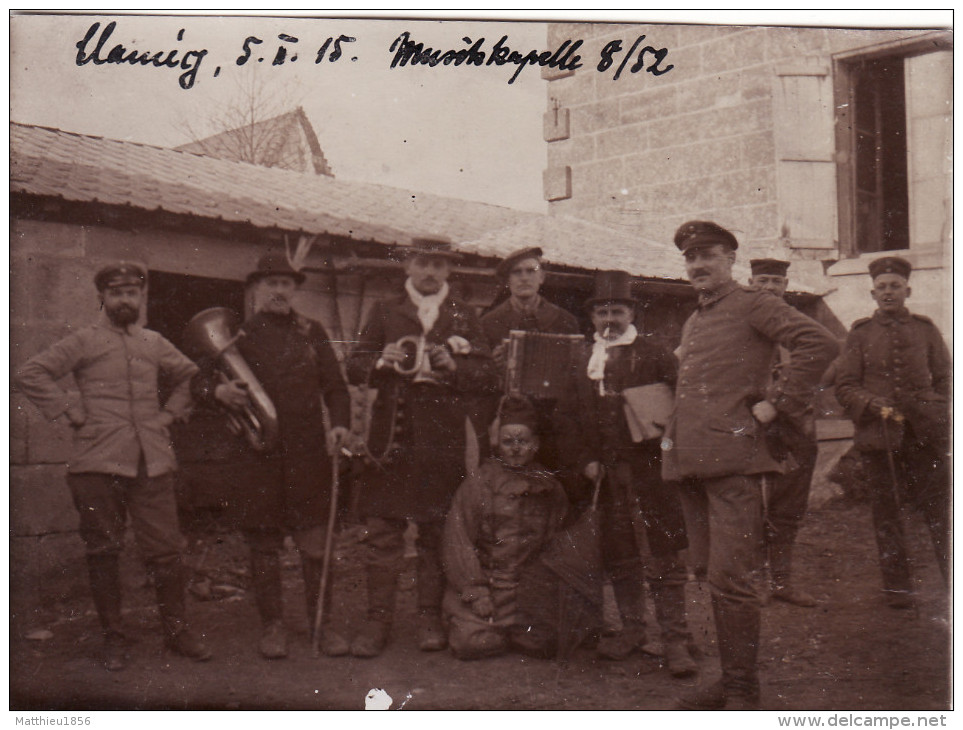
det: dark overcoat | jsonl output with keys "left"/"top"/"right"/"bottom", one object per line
{"left": 192, "top": 310, "right": 351, "bottom": 530}
{"left": 560, "top": 334, "right": 687, "bottom": 555}
{"left": 834, "top": 308, "right": 950, "bottom": 452}
{"left": 661, "top": 281, "right": 839, "bottom": 482}
{"left": 346, "top": 293, "right": 497, "bottom": 522}
{"left": 480, "top": 296, "right": 580, "bottom": 349}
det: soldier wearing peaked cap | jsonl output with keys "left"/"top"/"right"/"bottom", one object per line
{"left": 193, "top": 250, "right": 351, "bottom": 660}
{"left": 834, "top": 256, "right": 949, "bottom": 610}
{"left": 557, "top": 270, "right": 697, "bottom": 677}
{"left": 346, "top": 236, "right": 498, "bottom": 657}
{"left": 747, "top": 258, "right": 819, "bottom": 608}
{"left": 479, "top": 246, "right": 580, "bottom": 471}
{"left": 665, "top": 222, "right": 838, "bottom": 710}
{"left": 15, "top": 261, "right": 212, "bottom": 671}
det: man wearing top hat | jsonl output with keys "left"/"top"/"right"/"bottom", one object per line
{"left": 558, "top": 270, "right": 696, "bottom": 677}
{"left": 479, "top": 246, "right": 580, "bottom": 471}
{"left": 834, "top": 256, "right": 949, "bottom": 610}
{"left": 195, "top": 252, "right": 351, "bottom": 659}
{"left": 346, "top": 236, "right": 497, "bottom": 657}
{"left": 747, "top": 258, "right": 820, "bottom": 607}
{"left": 664, "top": 222, "right": 838, "bottom": 710}
{"left": 16, "top": 262, "right": 212, "bottom": 671}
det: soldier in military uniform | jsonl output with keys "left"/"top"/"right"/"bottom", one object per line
{"left": 196, "top": 252, "right": 351, "bottom": 659}
{"left": 16, "top": 262, "right": 211, "bottom": 671}
{"left": 663, "top": 222, "right": 838, "bottom": 710}
{"left": 560, "top": 270, "right": 696, "bottom": 677}
{"left": 346, "top": 237, "right": 497, "bottom": 657}
{"left": 479, "top": 246, "right": 580, "bottom": 472}
{"left": 834, "top": 256, "right": 950, "bottom": 610}
{"left": 747, "top": 258, "right": 820, "bottom": 607}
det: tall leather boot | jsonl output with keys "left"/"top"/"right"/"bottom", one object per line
{"left": 597, "top": 576, "right": 647, "bottom": 660}
{"left": 350, "top": 562, "right": 399, "bottom": 658}
{"left": 301, "top": 556, "right": 349, "bottom": 656}
{"left": 250, "top": 549, "right": 287, "bottom": 659}
{"left": 769, "top": 540, "right": 816, "bottom": 607}
{"left": 86, "top": 553, "right": 126, "bottom": 671}
{"left": 676, "top": 595, "right": 760, "bottom": 710}
{"left": 415, "top": 543, "right": 447, "bottom": 652}
{"left": 650, "top": 578, "right": 697, "bottom": 678}
{"left": 149, "top": 557, "right": 212, "bottom": 662}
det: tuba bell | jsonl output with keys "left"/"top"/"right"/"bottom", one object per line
{"left": 183, "top": 307, "right": 280, "bottom": 452}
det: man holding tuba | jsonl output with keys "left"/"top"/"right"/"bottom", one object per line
{"left": 192, "top": 252, "right": 351, "bottom": 659}
{"left": 346, "top": 236, "right": 497, "bottom": 657}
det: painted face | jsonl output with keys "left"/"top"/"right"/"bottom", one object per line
{"left": 100, "top": 284, "right": 143, "bottom": 327}
{"left": 871, "top": 273, "right": 911, "bottom": 314}
{"left": 683, "top": 243, "right": 735, "bottom": 293}
{"left": 253, "top": 274, "right": 298, "bottom": 315}
{"left": 507, "top": 257, "right": 545, "bottom": 301}
{"left": 405, "top": 255, "right": 451, "bottom": 295}
{"left": 591, "top": 302, "right": 635, "bottom": 340}
{"left": 497, "top": 423, "right": 539, "bottom": 468}
{"left": 749, "top": 274, "right": 788, "bottom": 297}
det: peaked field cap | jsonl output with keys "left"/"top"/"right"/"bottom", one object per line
{"left": 94, "top": 261, "right": 147, "bottom": 291}
{"left": 246, "top": 252, "right": 306, "bottom": 285}
{"left": 404, "top": 235, "right": 462, "bottom": 261}
{"left": 496, "top": 246, "right": 544, "bottom": 279}
{"left": 868, "top": 256, "right": 912, "bottom": 280}
{"left": 674, "top": 220, "right": 739, "bottom": 252}
{"left": 750, "top": 258, "right": 790, "bottom": 277}
{"left": 585, "top": 269, "right": 636, "bottom": 309}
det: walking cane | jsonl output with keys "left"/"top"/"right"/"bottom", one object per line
{"left": 312, "top": 448, "right": 341, "bottom": 657}
{"left": 879, "top": 407, "right": 903, "bottom": 504}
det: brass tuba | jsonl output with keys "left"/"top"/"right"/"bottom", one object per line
{"left": 183, "top": 307, "right": 280, "bottom": 452}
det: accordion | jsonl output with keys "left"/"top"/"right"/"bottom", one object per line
{"left": 505, "top": 330, "right": 585, "bottom": 400}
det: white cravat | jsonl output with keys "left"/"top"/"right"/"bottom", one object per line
{"left": 405, "top": 278, "right": 449, "bottom": 334}
{"left": 587, "top": 324, "right": 638, "bottom": 392}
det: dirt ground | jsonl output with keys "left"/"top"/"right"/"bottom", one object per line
{"left": 10, "top": 499, "right": 951, "bottom": 712}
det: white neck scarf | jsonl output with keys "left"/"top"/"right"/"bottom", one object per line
{"left": 405, "top": 278, "right": 449, "bottom": 333}
{"left": 587, "top": 324, "right": 638, "bottom": 386}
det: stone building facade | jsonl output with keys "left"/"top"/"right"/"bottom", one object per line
{"left": 540, "top": 22, "right": 952, "bottom": 335}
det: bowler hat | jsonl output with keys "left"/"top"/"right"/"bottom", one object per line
{"left": 750, "top": 258, "right": 790, "bottom": 277}
{"left": 404, "top": 235, "right": 462, "bottom": 261}
{"left": 94, "top": 261, "right": 147, "bottom": 292}
{"left": 246, "top": 252, "right": 306, "bottom": 286}
{"left": 868, "top": 256, "right": 911, "bottom": 280}
{"left": 496, "top": 246, "right": 543, "bottom": 279}
{"left": 585, "top": 270, "right": 636, "bottom": 309}
{"left": 674, "top": 220, "right": 739, "bottom": 252}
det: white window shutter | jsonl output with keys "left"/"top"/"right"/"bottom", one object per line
{"left": 772, "top": 61, "right": 837, "bottom": 249}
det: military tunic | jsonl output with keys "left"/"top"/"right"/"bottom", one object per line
{"left": 834, "top": 307, "right": 950, "bottom": 591}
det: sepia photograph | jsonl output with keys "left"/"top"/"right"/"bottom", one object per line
{"left": 8, "top": 10, "right": 952, "bottom": 717}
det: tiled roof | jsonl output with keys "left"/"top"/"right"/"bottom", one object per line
{"left": 10, "top": 121, "right": 758, "bottom": 285}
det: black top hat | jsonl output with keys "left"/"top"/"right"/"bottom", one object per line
{"left": 868, "top": 256, "right": 911, "bottom": 280}
{"left": 496, "top": 246, "right": 544, "bottom": 279}
{"left": 674, "top": 220, "right": 739, "bottom": 252}
{"left": 750, "top": 258, "right": 790, "bottom": 277}
{"left": 585, "top": 270, "right": 636, "bottom": 309}
{"left": 94, "top": 261, "right": 147, "bottom": 291}
{"left": 404, "top": 235, "right": 462, "bottom": 261}
{"left": 246, "top": 252, "right": 306, "bottom": 286}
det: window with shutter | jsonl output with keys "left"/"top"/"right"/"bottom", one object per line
{"left": 772, "top": 60, "right": 838, "bottom": 250}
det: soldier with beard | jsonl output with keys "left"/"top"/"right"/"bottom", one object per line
{"left": 16, "top": 262, "right": 212, "bottom": 671}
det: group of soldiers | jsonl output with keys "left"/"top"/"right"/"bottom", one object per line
{"left": 16, "top": 220, "right": 950, "bottom": 710}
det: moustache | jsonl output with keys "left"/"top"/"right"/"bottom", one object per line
{"left": 690, "top": 269, "right": 711, "bottom": 278}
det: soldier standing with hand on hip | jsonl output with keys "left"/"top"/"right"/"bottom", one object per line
{"left": 16, "top": 262, "right": 212, "bottom": 671}
{"left": 663, "top": 222, "right": 838, "bottom": 710}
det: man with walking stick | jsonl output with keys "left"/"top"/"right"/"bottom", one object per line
{"left": 834, "top": 256, "right": 950, "bottom": 610}
{"left": 194, "top": 251, "right": 351, "bottom": 658}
